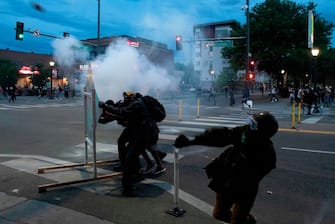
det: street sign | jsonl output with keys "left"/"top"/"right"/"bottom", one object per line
{"left": 33, "top": 29, "right": 40, "bottom": 37}
{"left": 214, "top": 40, "right": 233, "bottom": 47}
{"left": 308, "top": 10, "right": 314, "bottom": 48}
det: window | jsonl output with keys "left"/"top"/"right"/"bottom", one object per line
{"left": 195, "top": 29, "right": 201, "bottom": 39}
{"left": 215, "top": 26, "right": 230, "bottom": 38}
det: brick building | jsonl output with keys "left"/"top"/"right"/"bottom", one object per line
{"left": 0, "top": 49, "right": 54, "bottom": 89}
{"left": 0, "top": 35, "right": 174, "bottom": 93}
{"left": 82, "top": 35, "right": 174, "bottom": 73}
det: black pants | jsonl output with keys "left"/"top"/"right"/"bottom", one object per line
{"left": 121, "top": 125, "right": 158, "bottom": 191}
{"left": 117, "top": 128, "right": 130, "bottom": 168}
{"left": 213, "top": 187, "right": 258, "bottom": 224}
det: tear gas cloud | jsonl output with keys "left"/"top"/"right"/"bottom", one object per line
{"left": 52, "top": 37, "right": 88, "bottom": 68}
{"left": 92, "top": 39, "right": 179, "bottom": 101}
{"left": 52, "top": 37, "right": 179, "bottom": 102}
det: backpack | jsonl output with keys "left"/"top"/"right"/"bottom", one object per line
{"left": 142, "top": 95, "right": 166, "bottom": 122}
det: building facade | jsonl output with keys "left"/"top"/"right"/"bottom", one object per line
{"left": 82, "top": 35, "right": 174, "bottom": 74}
{"left": 193, "top": 20, "right": 238, "bottom": 89}
{"left": 0, "top": 35, "right": 174, "bottom": 94}
{"left": 0, "top": 49, "right": 58, "bottom": 90}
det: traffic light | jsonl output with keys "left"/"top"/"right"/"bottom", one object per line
{"left": 176, "top": 35, "right": 182, "bottom": 51}
{"left": 16, "top": 22, "right": 24, "bottom": 40}
{"left": 249, "top": 59, "right": 255, "bottom": 72}
{"left": 247, "top": 72, "right": 255, "bottom": 81}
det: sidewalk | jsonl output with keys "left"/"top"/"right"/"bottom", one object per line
{"left": 0, "top": 156, "right": 220, "bottom": 224}
{"left": 0, "top": 95, "right": 220, "bottom": 224}
{"left": 1, "top": 94, "right": 334, "bottom": 224}
{"left": 0, "top": 186, "right": 218, "bottom": 224}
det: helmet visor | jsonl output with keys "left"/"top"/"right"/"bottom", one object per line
{"left": 247, "top": 115, "right": 258, "bottom": 131}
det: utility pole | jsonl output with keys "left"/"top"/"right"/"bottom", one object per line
{"left": 246, "top": 0, "right": 250, "bottom": 78}
{"left": 97, "top": 0, "right": 101, "bottom": 55}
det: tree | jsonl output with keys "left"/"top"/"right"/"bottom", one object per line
{"left": 175, "top": 62, "right": 200, "bottom": 88}
{"left": 0, "top": 59, "right": 18, "bottom": 90}
{"left": 222, "top": 0, "right": 334, "bottom": 86}
{"left": 29, "top": 64, "right": 50, "bottom": 89}
{"left": 216, "top": 68, "right": 239, "bottom": 89}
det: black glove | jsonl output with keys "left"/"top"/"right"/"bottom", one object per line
{"left": 174, "top": 134, "right": 191, "bottom": 148}
{"left": 98, "top": 101, "right": 106, "bottom": 109}
{"left": 98, "top": 113, "right": 115, "bottom": 124}
{"left": 105, "top": 100, "right": 115, "bottom": 106}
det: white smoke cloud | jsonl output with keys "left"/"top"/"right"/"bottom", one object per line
{"left": 51, "top": 37, "right": 179, "bottom": 102}
{"left": 92, "top": 38, "right": 179, "bottom": 102}
{"left": 51, "top": 37, "right": 89, "bottom": 67}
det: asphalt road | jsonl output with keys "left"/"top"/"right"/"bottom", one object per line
{"left": 0, "top": 94, "right": 335, "bottom": 224}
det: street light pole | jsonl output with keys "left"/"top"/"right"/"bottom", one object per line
{"left": 210, "top": 70, "right": 215, "bottom": 88}
{"left": 311, "top": 48, "right": 319, "bottom": 90}
{"left": 245, "top": 0, "right": 250, "bottom": 78}
{"left": 97, "top": 0, "right": 101, "bottom": 55}
{"left": 243, "top": 0, "right": 252, "bottom": 91}
{"left": 49, "top": 61, "right": 55, "bottom": 99}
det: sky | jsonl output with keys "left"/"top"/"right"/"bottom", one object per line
{"left": 1, "top": 0, "right": 334, "bottom": 100}
{"left": 1, "top": 0, "right": 334, "bottom": 55}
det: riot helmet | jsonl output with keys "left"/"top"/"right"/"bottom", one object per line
{"left": 123, "top": 90, "right": 136, "bottom": 102}
{"left": 247, "top": 111, "right": 278, "bottom": 138}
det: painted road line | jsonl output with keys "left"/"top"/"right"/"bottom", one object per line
{"left": 159, "top": 125, "right": 205, "bottom": 133}
{"left": 279, "top": 128, "right": 335, "bottom": 135}
{"left": 0, "top": 105, "right": 29, "bottom": 109}
{"left": 301, "top": 116, "right": 322, "bottom": 124}
{"left": 282, "top": 147, "right": 335, "bottom": 155}
{"left": 0, "top": 155, "right": 212, "bottom": 218}
{"left": 196, "top": 118, "right": 246, "bottom": 124}
{"left": 159, "top": 133, "right": 178, "bottom": 140}
{"left": 23, "top": 104, "right": 48, "bottom": 108}
{"left": 209, "top": 116, "right": 247, "bottom": 121}
{"left": 179, "top": 121, "right": 237, "bottom": 127}
{"left": 204, "top": 106, "right": 221, "bottom": 109}
{"left": 143, "top": 178, "right": 213, "bottom": 216}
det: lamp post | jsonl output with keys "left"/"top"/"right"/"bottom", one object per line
{"left": 244, "top": 0, "right": 250, "bottom": 80}
{"left": 210, "top": 70, "right": 215, "bottom": 88}
{"left": 49, "top": 61, "right": 55, "bottom": 99}
{"left": 311, "top": 48, "right": 319, "bottom": 90}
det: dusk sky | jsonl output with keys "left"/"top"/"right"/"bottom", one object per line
{"left": 1, "top": 0, "right": 334, "bottom": 55}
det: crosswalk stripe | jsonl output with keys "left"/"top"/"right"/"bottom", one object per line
{"left": 0, "top": 103, "right": 81, "bottom": 111}
{"left": 159, "top": 125, "right": 205, "bottom": 133}
{"left": 0, "top": 104, "right": 29, "bottom": 109}
{"left": 301, "top": 116, "right": 322, "bottom": 124}
{"left": 26, "top": 104, "right": 54, "bottom": 108}
{"left": 220, "top": 114, "right": 251, "bottom": 119}
{"left": 204, "top": 106, "right": 221, "bottom": 109}
{"left": 179, "top": 120, "right": 238, "bottom": 128}
{"left": 196, "top": 118, "right": 247, "bottom": 124}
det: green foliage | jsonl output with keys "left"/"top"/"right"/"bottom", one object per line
{"left": 222, "top": 0, "right": 334, "bottom": 85}
{"left": 0, "top": 59, "right": 18, "bottom": 89}
{"left": 175, "top": 63, "right": 200, "bottom": 87}
{"left": 216, "top": 68, "right": 239, "bottom": 88}
{"left": 29, "top": 64, "right": 50, "bottom": 89}
{"left": 221, "top": 22, "right": 246, "bottom": 72}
